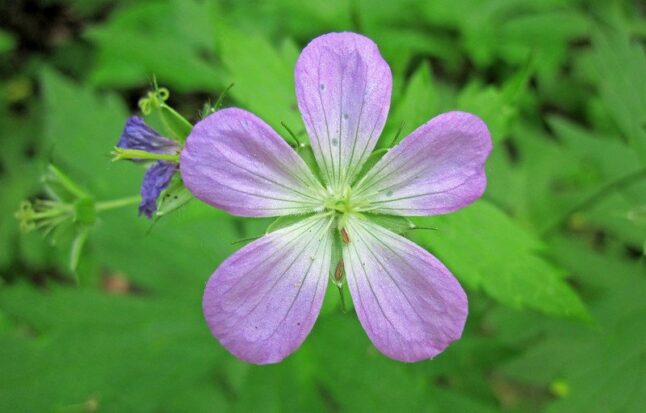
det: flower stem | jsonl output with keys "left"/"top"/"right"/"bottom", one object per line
{"left": 543, "top": 166, "right": 646, "bottom": 235}
{"left": 48, "top": 164, "right": 90, "bottom": 199}
{"left": 95, "top": 195, "right": 140, "bottom": 212}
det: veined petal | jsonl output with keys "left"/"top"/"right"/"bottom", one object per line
{"left": 342, "top": 216, "right": 467, "bottom": 362}
{"left": 295, "top": 32, "right": 392, "bottom": 192}
{"left": 203, "top": 215, "right": 334, "bottom": 364}
{"left": 353, "top": 112, "right": 492, "bottom": 216}
{"left": 180, "top": 108, "right": 326, "bottom": 217}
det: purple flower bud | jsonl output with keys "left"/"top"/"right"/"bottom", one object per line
{"left": 117, "top": 117, "right": 181, "bottom": 218}
{"left": 118, "top": 116, "right": 180, "bottom": 156}
{"left": 138, "top": 160, "right": 178, "bottom": 218}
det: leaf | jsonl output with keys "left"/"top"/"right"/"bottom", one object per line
{"left": 0, "top": 30, "right": 15, "bottom": 54}
{"left": 412, "top": 201, "right": 589, "bottom": 320}
{"left": 457, "top": 55, "right": 533, "bottom": 143}
{"left": 216, "top": 24, "right": 302, "bottom": 135}
{"left": 384, "top": 61, "right": 438, "bottom": 145}
{"left": 0, "top": 284, "right": 226, "bottom": 412}
{"left": 40, "top": 67, "right": 139, "bottom": 199}
{"left": 86, "top": 0, "right": 223, "bottom": 91}
{"left": 500, "top": 236, "right": 646, "bottom": 413}
{"left": 592, "top": 27, "right": 646, "bottom": 163}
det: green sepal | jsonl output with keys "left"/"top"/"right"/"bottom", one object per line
{"left": 154, "top": 177, "right": 193, "bottom": 218}
{"left": 351, "top": 147, "right": 389, "bottom": 186}
{"left": 139, "top": 82, "right": 192, "bottom": 142}
{"left": 265, "top": 214, "right": 313, "bottom": 234}
{"left": 367, "top": 214, "right": 419, "bottom": 235}
{"left": 296, "top": 144, "right": 324, "bottom": 185}
{"left": 158, "top": 103, "right": 192, "bottom": 141}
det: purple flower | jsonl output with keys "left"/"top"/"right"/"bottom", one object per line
{"left": 118, "top": 117, "right": 180, "bottom": 218}
{"left": 180, "top": 32, "right": 492, "bottom": 364}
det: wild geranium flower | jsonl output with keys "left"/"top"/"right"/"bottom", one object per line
{"left": 116, "top": 117, "right": 180, "bottom": 217}
{"left": 180, "top": 32, "right": 492, "bottom": 364}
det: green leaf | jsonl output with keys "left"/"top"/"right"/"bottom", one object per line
{"left": 457, "top": 55, "right": 533, "bottom": 144}
{"left": 0, "top": 30, "right": 16, "bottom": 54}
{"left": 86, "top": 1, "right": 223, "bottom": 91}
{"left": 412, "top": 201, "right": 589, "bottom": 320}
{"left": 592, "top": 27, "right": 646, "bottom": 163}
{"left": 0, "top": 284, "right": 226, "bottom": 412}
{"left": 216, "top": 25, "right": 302, "bottom": 135}
{"left": 384, "top": 61, "right": 438, "bottom": 145}
{"left": 40, "top": 67, "right": 139, "bottom": 199}
{"left": 500, "top": 236, "right": 646, "bottom": 413}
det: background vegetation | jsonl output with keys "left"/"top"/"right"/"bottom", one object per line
{"left": 1, "top": 0, "right": 644, "bottom": 411}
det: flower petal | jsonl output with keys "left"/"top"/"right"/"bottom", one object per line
{"left": 138, "top": 160, "right": 177, "bottom": 218}
{"left": 295, "top": 32, "right": 392, "bottom": 192}
{"left": 353, "top": 112, "right": 492, "bottom": 216}
{"left": 180, "top": 108, "right": 326, "bottom": 217}
{"left": 117, "top": 116, "right": 179, "bottom": 155}
{"left": 203, "top": 215, "right": 333, "bottom": 364}
{"left": 342, "top": 216, "right": 468, "bottom": 362}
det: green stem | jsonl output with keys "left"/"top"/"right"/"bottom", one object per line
{"left": 95, "top": 196, "right": 141, "bottom": 212}
{"left": 543, "top": 167, "right": 646, "bottom": 235}
{"left": 48, "top": 165, "right": 89, "bottom": 199}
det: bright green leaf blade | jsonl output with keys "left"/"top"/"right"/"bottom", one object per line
{"left": 412, "top": 201, "right": 589, "bottom": 320}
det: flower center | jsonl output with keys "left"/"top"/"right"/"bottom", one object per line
{"left": 322, "top": 185, "right": 368, "bottom": 236}
{"left": 324, "top": 185, "right": 356, "bottom": 215}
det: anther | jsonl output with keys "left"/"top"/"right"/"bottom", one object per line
{"left": 334, "top": 259, "right": 344, "bottom": 282}
{"left": 341, "top": 228, "right": 350, "bottom": 244}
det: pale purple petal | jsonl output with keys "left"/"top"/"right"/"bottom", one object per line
{"left": 353, "top": 112, "right": 492, "bottom": 216}
{"left": 342, "top": 216, "right": 468, "bottom": 362}
{"left": 295, "top": 32, "right": 392, "bottom": 192}
{"left": 180, "top": 108, "right": 326, "bottom": 217}
{"left": 203, "top": 215, "right": 333, "bottom": 364}
{"left": 138, "top": 160, "right": 177, "bottom": 218}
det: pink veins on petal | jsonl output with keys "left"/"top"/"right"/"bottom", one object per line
{"left": 180, "top": 32, "right": 492, "bottom": 364}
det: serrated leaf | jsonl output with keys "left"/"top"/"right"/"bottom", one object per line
{"left": 412, "top": 201, "right": 589, "bottom": 320}
{"left": 216, "top": 24, "right": 302, "bottom": 135}
{"left": 592, "top": 27, "right": 646, "bottom": 163}
{"left": 384, "top": 61, "right": 438, "bottom": 144}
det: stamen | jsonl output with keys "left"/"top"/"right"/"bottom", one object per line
{"left": 334, "top": 258, "right": 344, "bottom": 283}
{"left": 341, "top": 227, "right": 351, "bottom": 244}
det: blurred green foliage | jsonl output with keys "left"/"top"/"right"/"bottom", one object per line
{"left": 1, "top": 0, "right": 645, "bottom": 412}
